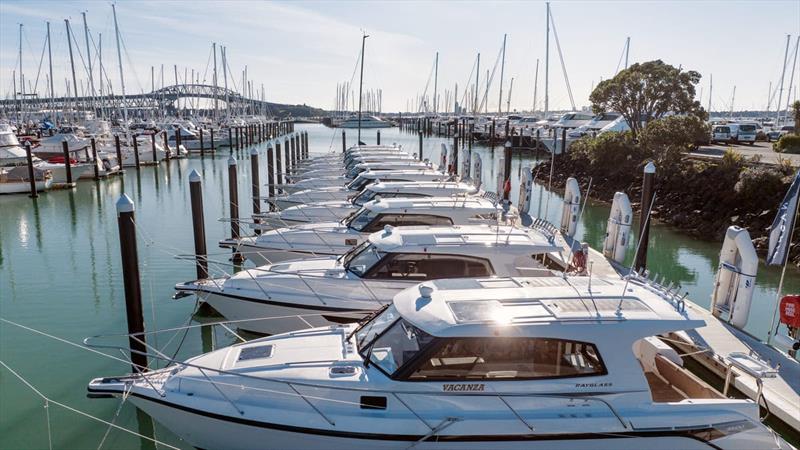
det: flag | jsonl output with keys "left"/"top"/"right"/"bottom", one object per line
{"left": 767, "top": 170, "right": 800, "bottom": 265}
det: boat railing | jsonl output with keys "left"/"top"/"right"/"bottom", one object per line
{"left": 84, "top": 325, "right": 631, "bottom": 433}
{"left": 528, "top": 217, "right": 559, "bottom": 245}
{"left": 626, "top": 269, "right": 688, "bottom": 314}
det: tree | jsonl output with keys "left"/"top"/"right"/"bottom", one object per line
{"left": 589, "top": 60, "right": 704, "bottom": 137}
{"left": 793, "top": 100, "right": 800, "bottom": 135}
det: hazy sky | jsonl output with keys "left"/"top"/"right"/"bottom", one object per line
{"left": 1, "top": 0, "right": 799, "bottom": 113}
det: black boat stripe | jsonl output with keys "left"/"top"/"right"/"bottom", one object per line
{"left": 87, "top": 387, "right": 721, "bottom": 447}
{"left": 197, "top": 289, "right": 367, "bottom": 312}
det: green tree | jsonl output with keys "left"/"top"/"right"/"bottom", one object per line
{"left": 793, "top": 100, "right": 800, "bottom": 135}
{"left": 589, "top": 60, "right": 705, "bottom": 137}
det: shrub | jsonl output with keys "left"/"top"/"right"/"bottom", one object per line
{"left": 639, "top": 115, "right": 710, "bottom": 149}
{"left": 735, "top": 167, "right": 788, "bottom": 209}
{"left": 567, "top": 131, "right": 642, "bottom": 176}
{"left": 774, "top": 134, "right": 800, "bottom": 154}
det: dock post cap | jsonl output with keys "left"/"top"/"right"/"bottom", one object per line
{"left": 504, "top": 141, "right": 512, "bottom": 148}
{"left": 188, "top": 169, "right": 201, "bottom": 183}
{"left": 249, "top": 147, "right": 258, "bottom": 155}
{"left": 228, "top": 155, "right": 237, "bottom": 166}
{"left": 116, "top": 194, "right": 135, "bottom": 213}
{"left": 644, "top": 161, "right": 656, "bottom": 174}
{"left": 267, "top": 141, "right": 273, "bottom": 148}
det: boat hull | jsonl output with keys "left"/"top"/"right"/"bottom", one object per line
{"left": 0, "top": 179, "right": 50, "bottom": 194}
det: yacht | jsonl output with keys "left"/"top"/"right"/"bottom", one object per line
{"left": 0, "top": 166, "right": 51, "bottom": 194}
{"left": 282, "top": 164, "right": 438, "bottom": 194}
{"left": 0, "top": 124, "right": 92, "bottom": 183}
{"left": 178, "top": 225, "right": 564, "bottom": 335}
{"left": 338, "top": 115, "right": 393, "bottom": 129}
{"left": 222, "top": 197, "right": 514, "bottom": 265}
{"left": 289, "top": 160, "right": 432, "bottom": 184}
{"left": 567, "top": 112, "right": 622, "bottom": 138}
{"left": 89, "top": 275, "right": 789, "bottom": 449}
{"left": 255, "top": 181, "right": 480, "bottom": 229}
{"left": 552, "top": 112, "right": 595, "bottom": 130}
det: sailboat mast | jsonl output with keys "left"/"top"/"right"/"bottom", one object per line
{"left": 532, "top": 58, "right": 539, "bottom": 114}
{"left": 98, "top": 33, "right": 104, "bottom": 119}
{"left": 544, "top": 2, "right": 550, "bottom": 116}
{"left": 65, "top": 20, "right": 79, "bottom": 121}
{"left": 212, "top": 43, "right": 218, "bottom": 121}
{"left": 47, "top": 22, "right": 54, "bottom": 115}
{"left": 474, "top": 53, "right": 480, "bottom": 114}
{"left": 433, "top": 52, "right": 439, "bottom": 114}
{"left": 498, "top": 33, "right": 507, "bottom": 114}
{"left": 776, "top": 34, "right": 791, "bottom": 124}
{"left": 485, "top": 70, "right": 489, "bottom": 114}
{"left": 19, "top": 24, "right": 24, "bottom": 120}
{"left": 222, "top": 46, "right": 229, "bottom": 118}
{"left": 707, "top": 74, "right": 713, "bottom": 115}
{"left": 624, "top": 36, "right": 630, "bottom": 69}
{"left": 82, "top": 12, "right": 95, "bottom": 114}
{"left": 111, "top": 4, "right": 128, "bottom": 123}
{"left": 357, "top": 33, "right": 368, "bottom": 143}
{"left": 507, "top": 77, "right": 514, "bottom": 114}
{"left": 783, "top": 36, "right": 800, "bottom": 118}
{"left": 729, "top": 86, "right": 736, "bottom": 119}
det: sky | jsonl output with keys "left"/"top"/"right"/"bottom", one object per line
{"left": 1, "top": 0, "right": 799, "bottom": 114}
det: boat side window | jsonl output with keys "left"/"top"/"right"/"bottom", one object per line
{"left": 403, "top": 337, "right": 606, "bottom": 380}
{"left": 362, "top": 214, "right": 454, "bottom": 233}
{"left": 366, "top": 254, "right": 493, "bottom": 280}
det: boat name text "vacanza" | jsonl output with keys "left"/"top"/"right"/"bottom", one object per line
{"left": 442, "top": 383, "right": 485, "bottom": 392}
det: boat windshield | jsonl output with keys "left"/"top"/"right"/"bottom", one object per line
{"left": 344, "top": 242, "right": 385, "bottom": 277}
{"left": 363, "top": 316, "right": 435, "bottom": 375}
{"left": 355, "top": 304, "right": 399, "bottom": 348}
{"left": 346, "top": 176, "right": 371, "bottom": 191}
{"left": 352, "top": 189, "right": 376, "bottom": 206}
{"left": 345, "top": 207, "right": 378, "bottom": 231}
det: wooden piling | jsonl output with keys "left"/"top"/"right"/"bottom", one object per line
{"left": 377, "top": 130, "right": 381, "bottom": 145}
{"left": 284, "top": 138, "right": 290, "bottom": 175}
{"left": 62, "top": 140, "right": 73, "bottom": 184}
{"left": 452, "top": 135, "right": 459, "bottom": 175}
{"left": 151, "top": 133, "right": 158, "bottom": 163}
{"left": 503, "top": 141, "right": 512, "bottom": 201}
{"left": 199, "top": 127, "right": 205, "bottom": 155}
{"left": 250, "top": 147, "right": 261, "bottom": 235}
{"left": 24, "top": 142, "right": 37, "bottom": 198}
{"left": 162, "top": 131, "right": 170, "bottom": 160}
{"left": 228, "top": 127, "right": 233, "bottom": 153}
{"left": 188, "top": 170, "right": 208, "bottom": 280}
{"left": 227, "top": 156, "right": 244, "bottom": 264}
{"left": 418, "top": 130, "right": 423, "bottom": 161}
{"left": 210, "top": 128, "right": 215, "bottom": 152}
{"left": 132, "top": 136, "right": 140, "bottom": 169}
{"left": 342, "top": 130, "right": 346, "bottom": 153}
{"left": 175, "top": 128, "right": 182, "bottom": 156}
{"left": 115, "top": 194, "right": 148, "bottom": 372}
{"left": 267, "top": 142, "right": 275, "bottom": 210}
{"left": 275, "top": 140, "right": 283, "bottom": 185}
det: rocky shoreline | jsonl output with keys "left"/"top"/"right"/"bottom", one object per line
{"left": 537, "top": 155, "right": 800, "bottom": 269}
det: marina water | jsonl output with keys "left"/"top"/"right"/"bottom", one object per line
{"left": 1, "top": 123, "right": 797, "bottom": 449}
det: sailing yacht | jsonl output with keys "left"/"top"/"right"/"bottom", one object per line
{"left": 222, "top": 197, "right": 514, "bottom": 265}
{"left": 338, "top": 114, "right": 393, "bottom": 129}
{"left": 90, "top": 275, "right": 790, "bottom": 449}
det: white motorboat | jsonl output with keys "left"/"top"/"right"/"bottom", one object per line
{"left": 272, "top": 170, "right": 452, "bottom": 210}
{"left": 282, "top": 164, "right": 439, "bottom": 194}
{"left": 89, "top": 274, "right": 790, "bottom": 450}
{"left": 179, "top": 224, "right": 564, "bottom": 334}
{"left": 223, "top": 197, "right": 513, "bottom": 265}
{"left": 289, "top": 160, "right": 432, "bottom": 184}
{"left": 338, "top": 114, "right": 393, "bottom": 129}
{"left": 0, "top": 125, "right": 92, "bottom": 183}
{"left": 0, "top": 166, "right": 51, "bottom": 194}
{"left": 567, "top": 112, "right": 621, "bottom": 138}
{"left": 255, "top": 181, "right": 480, "bottom": 229}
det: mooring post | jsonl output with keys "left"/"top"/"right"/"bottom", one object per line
{"left": 295, "top": 133, "right": 301, "bottom": 162}
{"left": 469, "top": 123, "right": 474, "bottom": 148}
{"left": 227, "top": 156, "right": 244, "bottom": 264}
{"left": 132, "top": 136, "right": 140, "bottom": 169}
{"left": 162, "top": 131, "right": 170, "bottom": 160}
{"left": 418, "top": 130, "right": 423, "bottom": 161}
{"left": 228, "top": 127, "right": 233, "bottom": 153}
{"left": 267, "top": 142, "right": 276, "bottom": 210}
{"left": 284, "top": 138, "right": 291, "bottom": 175}
{"left": 490, "top": 119, "right": 496, "bottom": 148}
{"left": 275, "top": 140, "right": 283, "bottom": 185}
{"left": 302, "top": 131, "right": 308, "bottom": 158}
{"left": 634, "top": 162, "right": 656, "bottom": 272}
{"left": 250, "top": 147, "right": 261, "bottom": 235}
{"left": 503, "top": 141, "right": 512, "bottom": 202}
{"left": 561, "top": 128, "right": 567, "bottom": 155}
{"left": 188, "top": 170, "right": 208, "bottom": 280}
{"left": 199, "top": 127, "right": 205, "bottom": 155}
{"left": 25, "top": 142, "right": 38, "bottom": 198}
{"left": 150, "top": 133, "right": 158, "bottom": 163}
{"left": 452, "top": 134, "right": 459, "bottom": 175}
{"left": 341, "top": 130, "right": 346, "bottom": 153}
{"left": 115, "top": 194, "right": 148, "bottom": 373}
{"left": 210, "top": 128, "right": 215, "bottom": 152}
{"left": 175, "top": 128, "right": 182, "bottom": 156}
{"left": 113, "top": 135, "right": 123, "bottom": 174}
{"left": 290, "top": 133, "right": 297, "bottom": 167}
{"left": 90, "top": 138, "right": 100, "bottom": 180}
{"left": 62, "top": 139, "right": 73, "bottom": 184}
{"left": 505, "top": 120, "right": 510, "bottom": 140}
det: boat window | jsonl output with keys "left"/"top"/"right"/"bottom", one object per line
{"left": 367, "top": 318, "right": 436, "bottom": 375}
{"left": 405, "top": 337, "right": 606, "bottom": 380}
{"left": 344, "top": 243, "right": 385, "bottom": 277}
{"left": 353, "top": 192, "right": 428, "bottom": 206}
{"left": 361, "top": 214, "right": 454, "bottom": 233}
{"left": 355, "top": 305, "right": 400, "bottom": 348}
{"left": 366, "top": 254, "right": 493, "bottom": 280}
{"left": 345, "top": 207, "right": 379, "bottom": 231}
{"left": 347, "top": 176, "right": 371, "bottom": 191}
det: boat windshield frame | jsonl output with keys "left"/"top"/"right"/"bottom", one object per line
{"left": 340, "top": 240, "right": 385, "bottom": 277}
{"left": 344, "top": 207, "right": 379, "bottom": 231}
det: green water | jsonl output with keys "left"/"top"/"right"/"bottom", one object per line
{"left": 1, "top": 124, "right": 797, "bottom": 449}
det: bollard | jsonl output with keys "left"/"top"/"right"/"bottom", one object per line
{"left": 267, "top": 143, "right": 276, "bottom": 210}
{"left": 24, "top": 142, "right": 38, "bottom": 198}
{"left": 87, "top": 141, "right": 102, "bottom": 186}
{"left": 503, "top": 141, "right": 512, "bottom": 201}
{"left": 151, "top": 133, "right": 158, "bottom": 163}
{"left": 210, "top": 128, "right": 215, "bottom": 152}
{"left": 132, "top": 136, "right": 140, "bottom": 169}
{"left": 227, "top": 156, "right": 244, "bottom": 264}
{"left": 62, "top": 140, "right": 73, "bottom": 184}
{"left": 341, "top": 130, "right": 346, "bottom": 153}
{"left": 418, "top": 130, "right": 423, "bottom": 161}
{"left": 163, "top": 131, "right": 170, "bottom": 160}
{"left": 377, "top": 130, "right": 381, "bottom": 145}
{"left": 188, "top": 170, "right": 208, "bottom": 279}
{"left": 634, "top": 162, "right": 656, "bottom": 272}
{"left": 275, "top": 140, "right": 283, "bottom": 185}
{"left": 199, "top": 127, "right": 205, "bottom": 155}
{"left": 250, "top": 147, "right": 261, "bottom": 235}
{"left": 115, "top": 194, "right": 148, "bottom": 372}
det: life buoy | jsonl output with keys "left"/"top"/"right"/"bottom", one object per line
{"left": 503, "top": 179, "right": 511, "bottom": 198}
{"left": 780, "top": 295, "right": 800, "bottom": 328}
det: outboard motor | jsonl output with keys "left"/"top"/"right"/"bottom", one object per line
{"left": 603, "top": 192, "right": 632, "bottom": 264}
{"left": 711, "top": 226, "right": 758, "bottom": 329}
{"left": 560, "top": 177, "right": 581, "bottom": 237}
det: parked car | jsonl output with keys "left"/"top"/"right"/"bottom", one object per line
{"left": 711, "top": 125, "right": 733, "bottom": 144}
{"left": 767, "top": 125, "right": 795, "bottom": 142}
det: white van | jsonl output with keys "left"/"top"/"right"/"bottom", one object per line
{"left": 711, "top": 125, "right": 733, "bottom": 144}
{"left": 734, "top": 123, "right": 757, "bottom": 145}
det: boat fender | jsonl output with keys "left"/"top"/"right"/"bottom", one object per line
{"left": 779, "top": 295, "right": 800, "bottom": 328}
{"left": 560, "top": 177, "right": 581, "bottom": 237}
{"left": 517, "top": 166, "right": 533, "bottom": 214}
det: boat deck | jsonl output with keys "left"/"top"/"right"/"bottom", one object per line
{"left": 672, "top": 302, "right": 800, "bottom": 432}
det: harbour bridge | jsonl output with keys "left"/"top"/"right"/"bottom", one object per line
{"left": 0, "top": 84, "right": 271, "bottom": 116}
